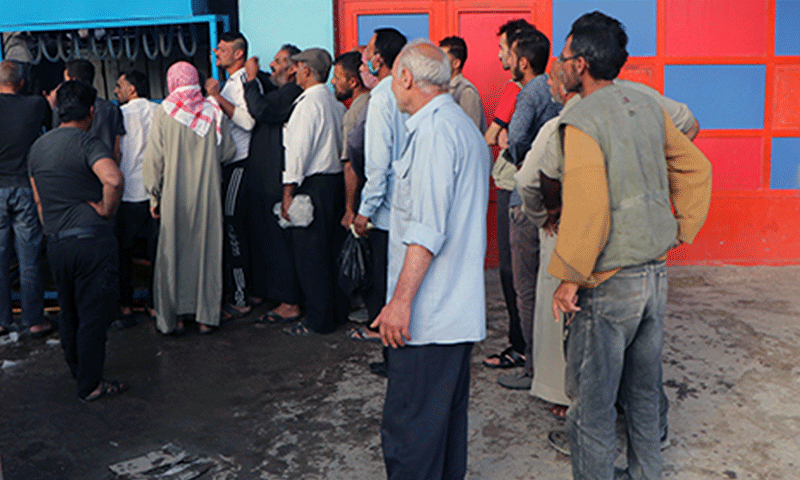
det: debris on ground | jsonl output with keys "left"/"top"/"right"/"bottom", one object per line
{"left": 108, "top": 444, "right": 238, "bottom": 479}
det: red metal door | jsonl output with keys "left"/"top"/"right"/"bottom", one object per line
{"left": 335, "top": 0, "right": 551, "bottom": 268}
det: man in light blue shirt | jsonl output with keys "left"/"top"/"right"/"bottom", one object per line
{"left": 371, "top": 39, "right": 490, "bottom": 479}
{"left": 352, "top": 28, "right": 407, "bottom": 340}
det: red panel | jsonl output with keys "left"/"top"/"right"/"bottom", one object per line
{"left": 664, "top": 0, "right": 768, "bottom": 57}
{"left": 458, "top": 12, "right": 528, "bottom": 136}
{"left": 773, "top": 64, "right": 800, "bottom": 130}
{"left": 694, "top": 137, "right": 763, "bottom": 191}
{"left": 668, "top": 195, "right": 800, "bottom": 265}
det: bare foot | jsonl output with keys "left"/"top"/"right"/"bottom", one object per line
{"left": 274, "top": 303, "right": 300, "bottom": 318}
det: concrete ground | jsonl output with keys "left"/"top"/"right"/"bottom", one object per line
{"left": 1, "top": 265, "right": 798, "bottom": 479}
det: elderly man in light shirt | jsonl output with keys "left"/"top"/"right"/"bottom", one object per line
{"left": 206, "top": 31, "right": 257, "bottom": 320}
{"left": 281, "top": 47, "right": 348, "bottom": 336}
{"left": 373, "top": 39, "right": 491, "bottom": 480}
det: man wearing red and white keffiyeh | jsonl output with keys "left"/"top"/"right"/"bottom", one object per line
{"left": 161, "top": 61, "right": 223, "bottom": 145}
{"left": 143, "top": 60, "right": 237, "bottom": 336}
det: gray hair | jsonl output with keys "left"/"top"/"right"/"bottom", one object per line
{"left": 0, "top": 60, "right": 23, "bottom": 86}
{"left": 395, "top": 39, "right": 451, "bottom": 93}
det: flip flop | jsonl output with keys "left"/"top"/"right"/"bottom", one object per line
{"left": 81, "top": 379, "right": 128, "bottom": 402}
{"left": 198, "top": 324, "right": 218, "bottom": 335}
{"left": 482, "top": 346, "right": 525, "bottom": 369}
{"left": 220, "top": 303, "right": 251, "bottom": 322}
{"left": 283, "top": 322, "right": 315, "bottom": 336}
{"left": 256, "top": 310, "right": 301, "bottom": 325}
{"left": 346, "top": 326, "right": 381, "bottom": 342}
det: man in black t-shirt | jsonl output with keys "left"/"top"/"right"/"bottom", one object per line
{"left": 28, "top": 81, "right": 127, "bottom": 402}
{"left": 0, "top": 60, "right": 52, "bottom": 338}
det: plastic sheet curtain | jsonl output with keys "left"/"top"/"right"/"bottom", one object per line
{"left": 20, "top": 25, "right": 199, "bottom": 64}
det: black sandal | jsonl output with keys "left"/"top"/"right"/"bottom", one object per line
{"left": 283, "top": 322, "right": 315, "bottom": 337}
{"left": 81, "top": 379, "right": 128, "bottom": 402}
{"left": 482, "top": 346, "right": 525, "bottom": 369}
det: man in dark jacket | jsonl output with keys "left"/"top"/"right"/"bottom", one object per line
{"left": 243, "top": 45, "right": 304, "bottom": 323}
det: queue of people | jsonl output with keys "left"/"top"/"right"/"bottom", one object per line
{"left": 0, "top": 10, "right": 713, "bottom": 479}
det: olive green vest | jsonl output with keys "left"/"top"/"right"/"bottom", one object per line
{"left": 559, "top": 84, "right": 677, "bottom": 271}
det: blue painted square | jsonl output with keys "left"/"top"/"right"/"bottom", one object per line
{"left": 357, "top": 14, "right": 429, "bottom": 46}
{"left": 776, "top": 0, "right": 800, "bottom": 55}
{"left": 771, "top": 138, "right": 800, "bottom": 189}
{"left": 552, "top": 0, "right": 656, "bottom": 57}
{"left": 664, "top": 65, "right": 765, "bottom": 130}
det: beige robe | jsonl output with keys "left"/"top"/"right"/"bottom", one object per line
{"left": 143, "top": 107, "right": 236, "bottom": 332}
{"left": 530, "top": 229, "right": 571, "bottom": 406}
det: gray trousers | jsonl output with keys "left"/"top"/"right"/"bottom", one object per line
{"left": 509, "top": 205, "right": 539, "bottom": 375}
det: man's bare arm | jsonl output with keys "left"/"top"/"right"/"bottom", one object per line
{"left": 206, "top": 78, "right": 237, "bottom": 119}
{"left": 370, "top": 244, "right": 433, "bottom": 348}
{"left": 484, "top": 122, "right": 502, "bottom": 146}
{"left": 341, "top": 162, "right": 360, "bottom": 229}
{"left": 29, "top": 177, "right": 44, "bottom": 224}
{"left": 114, "top": 135, "right": 122, "bottom": 165}
{"left": 88, "top": 157, "right": 124, "bottom": 218}
{"left": 281, "top": 183, "right": 295, "bottom": 221}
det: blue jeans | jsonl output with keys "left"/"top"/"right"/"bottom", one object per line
{"left": 0, "top": 187, "right": 44, "bottom": 328}
{"left": 565, "top": 260, "right": 667, "bottom": 480}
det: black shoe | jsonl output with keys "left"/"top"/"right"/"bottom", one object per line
{"left": 369, "top": 361, "right": 387, "bottom": 377}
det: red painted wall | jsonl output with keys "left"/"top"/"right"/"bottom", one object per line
{"left": 334, "top": 0, "right": 800, "bottom": 266}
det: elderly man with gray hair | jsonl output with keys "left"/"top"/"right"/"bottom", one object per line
{"left": 371, "top": 39, "right": 491, "bottom": 479}
{"left": 280, "top": 47, "right": 349, "bottom": 336}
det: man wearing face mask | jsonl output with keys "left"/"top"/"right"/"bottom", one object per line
{"left": 347, "top": 28, "right": 408, "bottom": 351}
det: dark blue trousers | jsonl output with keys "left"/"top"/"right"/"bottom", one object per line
{"left": 382, "top": 342, "right": 473, "bottom": 480}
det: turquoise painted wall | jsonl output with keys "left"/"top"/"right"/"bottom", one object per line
{"left": 238, "top": 0, "right": 334, "bottom": 67}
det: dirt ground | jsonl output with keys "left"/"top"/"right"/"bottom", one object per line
{"left": 1, "top": 265, "right": 799, "bottom": 479}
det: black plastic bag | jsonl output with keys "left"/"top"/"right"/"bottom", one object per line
{"left": 338, "top": 232, "right": 372, "bottom": 297}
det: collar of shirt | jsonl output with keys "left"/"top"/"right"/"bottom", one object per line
{"left": 372, "top": 75, "right": 393, "bottom": 95}
{"left": 121, "top": 97, "right": 148, "bottom": 111}
{"left": 227, "top": 67, "right": 247, "bottom": 83}
{"left": 449, "top": 74, "right": 464, "bottom": 89}
{"left": 404, "top": 92, "right": 452, "bottom": 134}
{"left": 292, "top": 82, "right": 328, "bottom": 107}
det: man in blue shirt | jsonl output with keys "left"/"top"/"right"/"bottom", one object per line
{"left": 351, "top": 28, "right": 407, "bottom": 348}
{"left": 372, "top": 39, "right": 491, "bottom": 479}
{"left": 499, "top": 28, "right": 561, "bottom": 391}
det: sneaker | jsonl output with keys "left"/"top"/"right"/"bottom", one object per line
{"left": 498, "top": 371, "right": 532, "bottom": 390}
{"left": 548, "top": 429, "right": 570, "bottom": 456}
